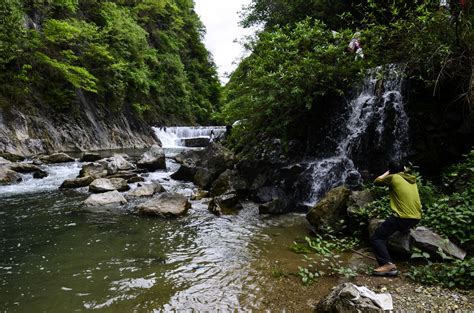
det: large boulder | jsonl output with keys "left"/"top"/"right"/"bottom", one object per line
{"left": 306, "top": 186, "right": 351, "bottom": 233}
{"left": 316, "top": 283, "right": 392, "bottom": 312}
{"left": 255, "top": 186, "right": 291, "bottom": 214}
{"left": 210, "top": 169, "right": 248, "bottom": 196}
{"left": 137, "top": 145, "right": 166, "bottom": 171}
{"left": 9, "top": 163, "right": 48, "bottom": 178}
{"left": 0, "top": 152, "right": 25, "bottom": 162}
{"left": 181, "top": 137, "right": 210, "bottom": 147}
{"left": 0, "top": 157, "right": 11, "bottom": 164}
{"left": 0, "top": 166, "right": 22, "bottom": 185}
{"left": 126, "top": 181, "right": 165, "bottom": 198}
{"left": 172, "top": 143, "right": 234, "bottom": 188}
{"left": 108, "top": 154, "right": 136, "bottom": 171}
{"left": 410, "top": 226, "right": 466, "bottom": 260}
{"left": 89, "top": 178, "right": 130, "bottom": 193}
{"left": 78, "top": 161, "right": 108, "bottom": 179}
{"left": 60, "top": 176, "right": 94, "bottom": 189}
{"left": 259, "top": 198, "right": 289, "bottom": 215}
{"left": 170, "top": 159, "right": 197, "bottom": 181}
{"left": 84, "top": 190, "right": 127, "bottom": 209}
{"left": 39, "top": 153, "right": 75, "bottom": 164}
{"left": 107, "top": 171, "right": 144, "bottom": 183}
{"left": 136, "top": 192, "right": 190, "bottom": 217}
{"left": 80, "top": 153, "right": 101, "bottom": 162}
{"left": 208, "top": 192, "right": 243, "bottom": 215}
{"left": 369, "top": 220, "right": 467, "bottom": 260}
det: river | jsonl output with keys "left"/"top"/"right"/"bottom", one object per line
{"left": 0, "top": 129, "right": 311, "bottom": 312}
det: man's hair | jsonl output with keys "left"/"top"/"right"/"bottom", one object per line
{"left": 388, "top": 160, "right": 404, "bottom": 174}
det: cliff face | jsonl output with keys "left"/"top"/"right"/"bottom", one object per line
{"left": 0, "top": 100, "right": 158, "bottom": 156}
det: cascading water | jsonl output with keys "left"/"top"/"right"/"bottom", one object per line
{"left": 300, "top": 64, "right": 409, "bottom": 206}
{"left": 153, "top": 126, "right": 226, "bottom": 148}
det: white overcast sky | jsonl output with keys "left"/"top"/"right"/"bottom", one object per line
{"left": 194, "top": 0, "right": 254, "bottom": 84}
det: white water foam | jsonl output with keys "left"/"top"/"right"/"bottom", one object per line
{"left": 153, "top": 126, "right": 226, "bottom": 148}
{"left": 0, "top": 162, "right": 82, "bottom": 197}
{"left": 302, "top": 64, "right": 409, "bottom": 205}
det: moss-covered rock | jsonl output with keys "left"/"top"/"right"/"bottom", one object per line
{"left": 306, "top": 186, "right": 351, "bottom": 233}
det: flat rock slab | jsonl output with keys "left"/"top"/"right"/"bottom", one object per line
{"left": 60, "top": 176, "right": 94, "bottom": 189}
{"left": 137, "top": 145, "right": 166, "bottom": 171}
{"left": 84, "top": 190, "right": 127, "bottom": 208}
{"left": 89, "top": 178, "right": 129, "bottom": 193}
{"left": 39, "top": 153, "right": 75, "bottom": 164}
{"left": 136, "top": 192, "right": 190, "bottom": 218}
{"left": 410, "top": 226, "right": 466, "bottom": 260}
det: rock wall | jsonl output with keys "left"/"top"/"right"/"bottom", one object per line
{"left": 0, "top": 98, "right": 158, "bottom": 156}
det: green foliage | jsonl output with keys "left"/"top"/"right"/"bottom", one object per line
{"left": 291, "top": 233, "right": 360, "bottom": 285}
{"left": 220, "top": 19, "right": 365, "bottom": 148}
{"left": 224, "top": 0, "right": 474, "bottom": 149}
{"left": 421, "top": 150, "right": 474, "bottom": 245}
{"left": 408, "top": 257, "right": 474, "bottom": 289}
{"left": 0, "top": 0, "right": 220, "bottom": 123}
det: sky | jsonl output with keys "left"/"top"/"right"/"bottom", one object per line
{"left": 194, "top": 0, "right": 255, "bottom": 84}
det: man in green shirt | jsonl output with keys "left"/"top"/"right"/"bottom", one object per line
{"left": 370, "top": 160, "right": 422, "bottom": 276}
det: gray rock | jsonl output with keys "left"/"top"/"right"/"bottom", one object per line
{"left": 126, "top": 181, "right": 164, "bottom": 198}
{"left": 79, "top": 161, "right": 108, "bottom": 179}
{"left": 181, "top": 137, "right": 210, "bottom": 147}
{"left": 316, "top": 283, "right": 389, "bottom": 312}
{"left": 40, "top": 153, "right": 75, "bottom": 164}
{"left": 0, "top": 166, "right": 22, "bottom": 185}
{"left": 306, "top": 186, "right": 351, "bottom": 233}
{"left": 89, "top": 178, "right": 129, "bottom": 193}
{"left": 369, "top": 220, "right": 466, "bottom": 260}
{"left": 84, "top": 190, "right": 127, "bottom": 208}
{"left": 80, "top": 153, "right": 101, "bottom": 162}
{"left": 0, "top": 152, "right": 25, "bottom": 162}
{"left": 0, "top": 157, "right": 11, "bottom": 164}
{"left": 259, "top": 198, "right": 288, "bottom": 215}
{"left": 410, "top": 226, "right": 466, "bottom": 260}
{"left": 137, "top": 145, "right": 166, "bottom": 171}
{"left": 60, "top": 176, "right": 94, "bottom": 189}
{"left": 208, "top": 192, "right": 243, "bottom": 215}
{"left": 136, "top": 192, "right": 190, "bottom": 217}
{"left": 109, "top": 154, "right": 135, "bottom": 171}
{"left": 170, "top": 159, "right": 197, "bottom": 181}
{"left": 8, "top": 162, "right": 48, "bottom": 179}
{"left": 210, "top": 169, "right": 248, "bottom": 196}
{"left": 369, "top": 219, "right": 411, "bottom": 254}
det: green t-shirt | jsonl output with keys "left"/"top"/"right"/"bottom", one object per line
{"left": 374, "top": 173, "right": 422, "bottom": 219}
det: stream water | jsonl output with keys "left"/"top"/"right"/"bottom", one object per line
{"left": 0, "top": 129, "right": 311, "bottom": 312}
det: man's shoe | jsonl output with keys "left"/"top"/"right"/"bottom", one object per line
{"left": 373, "top": 263, "right": 399, "bottom": 277}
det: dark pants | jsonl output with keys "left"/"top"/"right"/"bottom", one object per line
{"left": 370, "top": 216, "right": 419, "bottom": 266}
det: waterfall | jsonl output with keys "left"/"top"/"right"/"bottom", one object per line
{"left": 300, "top": 64, "right": 409, "bottom": 206}
{"left": 153, "top": 126, "right": 226, "bottom": 148}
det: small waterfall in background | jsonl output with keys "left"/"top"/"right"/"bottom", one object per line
{"left": 153, "top": 126, "right": 226, "bottom": 148}
{"left": 300, "top": 64, "right": 409, "bottom": 206}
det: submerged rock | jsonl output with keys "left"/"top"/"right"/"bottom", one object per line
{"left": 136, "top": 192, "right": 190, "bottom": 217}
{"left": 89, "top": 178, "right": 130, "bottom": 193}
{"left": 39, "top": 153, "right": 75, "bottom": 164}
{"left": 316, "top": 283, "right": 392, "bottom": 312}
{"left": 306, "top": 186, "right": 351, "bottom": 233}
{"left": 60, "top": 176, "right": 94, "bottom": 189}
{"left": 137, "top": 145, "right": 166, "bottom": 171}
{"left": 84, "top": 190, "right": 127, "bottom": 208}
{"left": 208, "top": 192, "right": 243, "bottom": 215}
